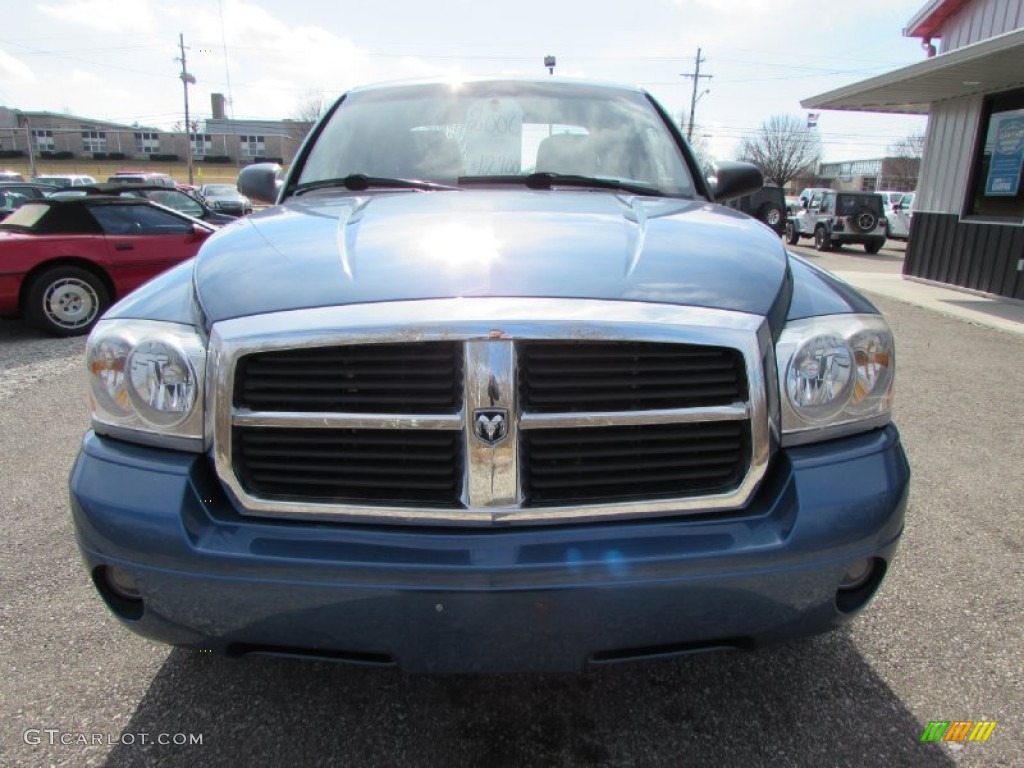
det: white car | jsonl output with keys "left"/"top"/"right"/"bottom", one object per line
{"left": 876, "top": 190, "right": 912, "bottom": 241}
{"left": 32, "top": 173, "right": 96, "bottom": 188}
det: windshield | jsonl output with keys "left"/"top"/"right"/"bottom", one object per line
{"left": 0, "top": 202, "right": 49, "bottom": 229}
{"left": 298, "top": 81, "right": 696, "bottom": 197}
{"left": 203, "top": 185, "right": 237, "bottom": 195}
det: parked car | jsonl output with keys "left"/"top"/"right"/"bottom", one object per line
{"left": 107, "top": 171, "right": 176, "bottom": 187}
{"left": 197, "top": 183, "right": 253, "bottom": 216}
{"left": 0, "top": 170, "right": 25, "bottom": 182}
{"left": 32, "top": 173, "right": 96, "bottom": 187}
{"left": 796, "top": 187, "right": 832, "bottom": 209}
{"left": 886, "top": 191, "right": 916, "bottom": 242}
{"left": 723, "top": 184, "right": 787, "bottom": 235}
{"left": 0, "top": 181, "right": 60, "bottom": 199}
{"left": 898, "top": 191, "right": 916, "bottom": 224}
{"left": 48, "top": 183, "right": 236, "bottom": 226}
{"left": 786, "top": 190, "right": 888, "bottom": 253}
{"left": 70, "top": 77, "right": 908, "bottom": 674}
{"left": 875, "top": 189, "right": 913, "bottom": 240}
{"left": 0, "top": 181, "right": 60, "bottom": 221}
{"left": 0, "top": 197, "right": 214, "bottom": 335}
{"left": 0, "top": 189, "right": 32, "bottom": 220}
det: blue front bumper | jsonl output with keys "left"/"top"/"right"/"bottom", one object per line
{"left": 70, "top": 426, "right": 909, "bottom": 673}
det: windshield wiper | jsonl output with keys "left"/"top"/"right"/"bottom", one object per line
{"left": 459, "top": 173, "right": 666, "bottom": 197}
{"left": 293, "top": 174, "right": 458, "bottom": 194}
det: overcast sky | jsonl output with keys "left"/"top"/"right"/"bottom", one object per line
{"left": 0, "top": 0, "right": 931, "bottom": 163}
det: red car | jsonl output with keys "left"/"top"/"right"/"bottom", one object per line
{"left": 0, "top": 197, "right": 214, "bottom": 336}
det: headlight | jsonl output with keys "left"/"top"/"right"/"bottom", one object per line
{"left": 776, "top": 314, "right": 894, "bottom": 446}
{"left": 86, "top": 319, "right": 207, "bottom": 451}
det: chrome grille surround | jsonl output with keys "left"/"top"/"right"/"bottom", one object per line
{"left": 209, "top": 298, "right": 774, "bottom": 526}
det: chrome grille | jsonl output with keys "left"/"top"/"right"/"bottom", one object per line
{"left": 211, "top": 299, "right": 772, "bottom": 525}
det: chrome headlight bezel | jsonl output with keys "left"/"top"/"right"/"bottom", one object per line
{"left": 776, "top": 314, "right": 895, "bottom": 447}
{"left": 86, "top": 318, "right": 207, "bottom": 452}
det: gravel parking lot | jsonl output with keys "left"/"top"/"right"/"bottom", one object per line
{"left": 1, "top": 253, "right": 1021, "bottom": 766}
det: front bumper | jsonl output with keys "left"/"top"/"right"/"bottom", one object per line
{"left": 70, "top": 426, "right": 909, "bottom": 673}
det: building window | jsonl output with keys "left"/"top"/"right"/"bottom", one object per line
{"left": 190, "top": 133, "right": 212, "bottom": 157}
{"left": 82, "top": 130, "right": 107, "bottom": 152}
{"left": 965, "top": 88, "right": 1024, "bottom": 221}
{"left": 134, "top": 132, "right": 160, "bottom": 154}
{"left": 32, "top": 129, "right": 55, "bottom": 152}
{"left": 240, "top": 135, "right": 265, "bottom": 157}
{"left": 860, "top": 176, "right": 877, "bottom": 192}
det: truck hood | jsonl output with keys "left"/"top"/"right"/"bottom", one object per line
{"left": 193, "top": 189, "right": 789, "bottom": 323}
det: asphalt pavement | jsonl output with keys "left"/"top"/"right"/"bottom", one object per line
{"left": 0, "top": 242, "right": 1021, "bottom": 767}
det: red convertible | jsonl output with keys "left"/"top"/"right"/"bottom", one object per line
{"left": 0, "top": 197, "right": 214, "bottom": 335}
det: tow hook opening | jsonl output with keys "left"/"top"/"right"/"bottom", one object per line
{"left": 92, "top": 565, "right": 145, "bottom": 621}
{"left": 835, "top": 557, "right": 887, "bottom": 614}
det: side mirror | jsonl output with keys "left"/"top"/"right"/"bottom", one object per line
{"left": 238, "top": 163, "right": 283, "bottom": 204}
{"left": 710, "top": 162, "right": 763, "bottom": 202}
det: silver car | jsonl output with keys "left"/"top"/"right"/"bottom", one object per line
{"left": 198, "top": 183, "right": 253, "bottom": 217}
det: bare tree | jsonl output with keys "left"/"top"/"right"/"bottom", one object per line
{"left": 290, "top": 90, "right": 329, "bottom": 145}
{"left": 737, "top": 114, "right": 822, "bottom": 188}
{"left": 884, "top": 130, "right": 925, "bottom": 189}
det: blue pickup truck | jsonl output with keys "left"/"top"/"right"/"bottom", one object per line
{"left": 69, "top": 77, "right": 909, "bottom": 673}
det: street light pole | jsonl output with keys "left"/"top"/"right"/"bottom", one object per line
{"left": 177, "top": 33, "right": 196, "bottom": 186}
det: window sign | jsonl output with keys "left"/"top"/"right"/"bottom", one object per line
{"left": 985, "top": 114, "right": 1024, "bottom": 197}
{"left": 463, "top": 98, "right": 523, "bottom": 176}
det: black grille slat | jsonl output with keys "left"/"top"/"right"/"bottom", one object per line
{"left": 234, "top": 427, "right": 463, "bottom": 506}
{"left": 522, "top": 422, "right": 749, "bottom": 506}
{"left": 528, "top": 439, "right": 742, "bottom": 461}
{"left": 235, "top": 342, "right": 462, "bottom": 414}
{"left": 523, "top": 423, "right": 743, "bottom": 447}
{"left": 528, "top": 452, "right": 741, "bottom": 477}
{"left": 519, "top": 341, "right": 746, "bottom": 412}
{"left": 526, "top": 387, "right": 742, "bottom": 406}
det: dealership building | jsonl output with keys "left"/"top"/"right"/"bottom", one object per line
{"left": 804, "top": 0, "right": 1024, "bottom": 301}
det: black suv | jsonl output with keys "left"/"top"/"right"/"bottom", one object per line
{"left": 47, "top": 183, "right": 236, "bottom": 226}
{"left": 724, "top": 184, "right": 787, "bottom": 235}
{"left": 786, "top": 191, "right": 887, "bottom": 253}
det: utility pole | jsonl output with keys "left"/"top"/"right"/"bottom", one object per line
{"left": 681, "top": 47, "right": 712, "bottom": 141}
{"left": 22, "top": 119, "right": 37, "bottom": 179}
{"left": 176, "top": 33, "right": 196, "bottom": 185}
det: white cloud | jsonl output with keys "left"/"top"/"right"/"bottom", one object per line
{"left": 0, "top": 49, "right": 35, "bottom": 84}
{"left": 70, "top": 69, "right": 104, "bottom": 86}
{"left": 39, "top": 0, "right": 160, "bottom": 34}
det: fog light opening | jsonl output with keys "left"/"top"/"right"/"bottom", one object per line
{"left": 106, "top": 566, "right": 142, "bottom": 599}
{"left": 839, "top": 558, "right": 873, "bottom": 590}
{"left": 92, "top": 566, "right": 145, "bottom": 621}
{"left": 835, "top": 557, "right": 887, "bottom": 614}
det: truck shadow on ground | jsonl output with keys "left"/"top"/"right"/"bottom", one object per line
{"left": 103, "top": 630, "right": 953, "bottom": 768}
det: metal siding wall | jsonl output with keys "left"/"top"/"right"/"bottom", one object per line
{"left": 916, "top": 96, "right": 983, "bottom": 215}
{"left": 939, "top": 0, "right": 1024, "bottom": 51}
{"left": 906, "top": 213, "right": 1024, "bottom": 298}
